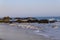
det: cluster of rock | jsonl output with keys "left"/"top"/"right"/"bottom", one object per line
{"left": 0, "top": 16, "right": 57, "bottom": 23}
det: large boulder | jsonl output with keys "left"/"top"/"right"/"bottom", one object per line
{"left": 28, "top": 19, "right": 38, "bottom": 23}
{"left": 38, "top": 19, "right": 56, "bottom": 23}
{"left": 3, "top": 16, "right": 11, "bottom": 23}
{"left": 38, "top": 19, "right": 49, "bottom": 23}
{"left": 27, "top": 17, "right": 38, "bottom": 23}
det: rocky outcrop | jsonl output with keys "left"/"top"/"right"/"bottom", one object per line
{"left": 38, "top": 19, "right": 56, "bottom": 23}
{"left": 0, "top": 17, "right": 57, "bottom": 23}
{"left": 38, "top": 19, "right": 49, "bottom": 23}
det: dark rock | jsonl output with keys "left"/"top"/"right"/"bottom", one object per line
{"left": 38, "top": 19, "right": 49, "bottom": 23}
{"left": 38, "top": 19, "right": 56, "bottom": 23}
{"left": 28, "top": 20, "right": 38, "bottom": 23}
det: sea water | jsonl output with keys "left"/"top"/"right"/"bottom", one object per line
{"left": 17, "top": 22, "right": 60, "bottom": 40}
{"left": 33, "top": 22, "right": 60, "bottom": 40}
{"left": 0, "top": 17, "right": 60, "bottom": 40}
{"left": 18, "top": 17, "right": 60, "bottom": 40}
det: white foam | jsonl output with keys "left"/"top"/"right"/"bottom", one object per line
{"left": 34, "top": 30, "right": 50, "bottom": 38}
{"left": 35, "top": 32, "right": 50, "bottom": 38}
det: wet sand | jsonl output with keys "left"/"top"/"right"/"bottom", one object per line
{"left": 0, "top": 23, "right": 52, "bottom": 40}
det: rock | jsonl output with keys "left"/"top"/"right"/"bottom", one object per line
{"left": 38, "top": 19, "right": 49, "bottom": 23}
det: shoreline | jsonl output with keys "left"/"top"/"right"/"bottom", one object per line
{"left": 0, "top": 23, "right": 53, "bottom": 40}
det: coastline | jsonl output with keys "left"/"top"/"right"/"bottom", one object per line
{"left": 0, "top": 23, "right": 53, "bottom": 40}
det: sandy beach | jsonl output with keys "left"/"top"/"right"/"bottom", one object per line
{"left": 0, "top": 23, "right": 53, "bottom": 40}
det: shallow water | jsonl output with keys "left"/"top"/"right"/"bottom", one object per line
{"left": 0, "top": 22, "right": 60, "bottom": 40}
{"left": 33, "top": 22, "right": 60, "bottom": 40}
{"left": 9, "top": 22, "right": 60, "bottom": 40}
{"left": 14, "top": 22, "right": 60, "bottom": 40}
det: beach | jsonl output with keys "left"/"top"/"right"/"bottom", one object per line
{"left": 0, "top": 23, "right": 53, "bottom": 40}
{"left": 0, "top": 0, "right": 59, "bottom": 40}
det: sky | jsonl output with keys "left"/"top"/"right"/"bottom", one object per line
{"left": 0, "top": 0, "right": 60, "bottom": 17}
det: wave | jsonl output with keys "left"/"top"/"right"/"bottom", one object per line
{"left": 9, "top": 23, "right": 60, "bottom": 40}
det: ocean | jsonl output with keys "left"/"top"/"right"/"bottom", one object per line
{"left": 36, "top": 17, "right": 60, "bottom": 20}
{"left": 11, "top": 16, "right": 60, "bottom": 21}
{"left": 0, "top": 17, "right": 60, "bottom": 40}
{"left": 19, "top": 17, "right": 60, "bottom": 40}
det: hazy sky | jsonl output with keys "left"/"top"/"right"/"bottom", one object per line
{"left": 0, "top": 0, "right": 60, "bottom": 17}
